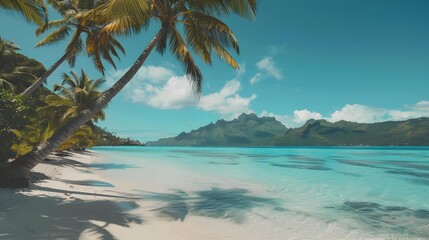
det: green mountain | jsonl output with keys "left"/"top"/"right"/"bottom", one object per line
{"left": 146, "top": 113, "right": 429, "bottom": 146}
{"left": 147, "top": 113, "right": 288, "bottom": 146}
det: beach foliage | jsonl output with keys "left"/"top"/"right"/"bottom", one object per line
{"left": 2, "top": 0, "right": 257, "bottom": 186}
{"left": 0, "top": 37, "right": 45, "bottom": 93}
{"left": 0, "top": 0, "right": 48, "bottom": 26}
{"left": 21, "top": 0, "right": 125, "bottom": 96}
{"left": 0, "top": 90, "right": 35, "bottom": 164}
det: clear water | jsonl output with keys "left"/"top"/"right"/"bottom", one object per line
{"left": 92, "top": 146, "right": 429, "bottom": 239}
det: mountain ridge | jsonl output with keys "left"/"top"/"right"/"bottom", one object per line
{"left": 146, "top": 113, "right": 429, "bottom": 146}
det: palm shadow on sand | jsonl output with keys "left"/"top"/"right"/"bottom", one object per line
{"left": 0, "top": 190, "right": 143, "bottom": 240}
{"left": 144, "top": 187, "right": 280, "bottom": 223}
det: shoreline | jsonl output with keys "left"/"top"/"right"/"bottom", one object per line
{"left": 0, "top": 151, "right": 144, "bottom": 240}
{"left": 2, "top": 149, "right": 428, "bottom": 239}
{"left": 0, "top": 151, "right": 279, "bottom": 240}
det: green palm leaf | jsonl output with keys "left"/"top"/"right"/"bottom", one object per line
{"left": 0, "top": 0, "right": 48, "bottom": 26}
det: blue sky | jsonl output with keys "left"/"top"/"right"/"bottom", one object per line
{"left": 1, "top": 0, "right": 429, "bottom": 141}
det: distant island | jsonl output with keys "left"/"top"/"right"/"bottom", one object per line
{"left": 146, "top": 113, "right": 429, "bottom": 146}
{"left": 94, "top": 126, "right": 145, "bottom": 146}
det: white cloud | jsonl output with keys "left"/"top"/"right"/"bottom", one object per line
{"left": 198, "top": 80, "right": 257, "bottom": 119}
{"left": 294, "top": 109, "right": 322, "bottom": 122}
{"left": 328, "top": 102, "right": 429, "bottom": 123}
{"left": 110, "top": 66, "right": 256, "bottom": 118}
{"left": 262, "top": 101, "right": 429, "bottom": 128}
{"left": 261, "top": 109, "right": 322, "bottom": 128}
{"left": 256, "top": 57, "right": 283, "bottom": 80}
{"left": 329, "top": 104, "right": 389, "bottom": 123}
{"left": 249, "top": 73, "right": 262, "bottom": 85}
{"left": 250, "top": 57, "right": 283, "bottom": 85}
{"left": 126, "top": 75, "right": 196, "bottom": 109}
{"left": 106, "top": 65, "right": 175, "bottom": 87}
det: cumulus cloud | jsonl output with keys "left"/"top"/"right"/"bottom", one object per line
{"left": 198, "top": 80, "right": 257, "bottom": 119}
{"left": 262, "top": 101, "right": 429, "bottom": 128}
{"left": 250, "top": 57, "right": 283, "bottom": 85}
{"left": 261, "top": 109, "right": 322, "bottom": 128}
{"left": 294, "top": 109, "right": 323, "bottom": 122}
{"left": 328, "top": 102, "right": 429, "bottom": 123}
{"left": 126, "top": 75, "right": 196, "bottom": 109}
{"left": 329, "top": 104, "right": 389, "bottom": 123}
{"left": 110, "top": 66, "right": 256, "bottom": 118}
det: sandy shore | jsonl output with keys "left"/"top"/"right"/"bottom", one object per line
{"left": 0, "top": 151, "right": 279, "bottom": 240}
{"left": 0, "top": 151, "right": 145, "bottom": 239}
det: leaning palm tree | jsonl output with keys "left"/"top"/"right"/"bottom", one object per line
{"left": 8, "top": 0, "right": 257, "bottom": 184}
{"left": 0, "top": 0, "right": 47, "bottom": 26}
{"left": 21, "top": 0, "right": 124, "bottom": 96}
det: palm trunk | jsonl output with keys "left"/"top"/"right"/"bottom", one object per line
{"left": 21, "top": 51, "right": 70, "bottom": 96}
{"left": 9, "top": 28, "right": 167, "bottom": 177}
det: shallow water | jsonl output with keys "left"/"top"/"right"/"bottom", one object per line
{"left": 92, "top": 146, "right": 429, "bottom": 239}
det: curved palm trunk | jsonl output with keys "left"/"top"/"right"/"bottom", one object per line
{"left": 9, "top": 28, "right": 167, "bottom": 177}
{"left": 21, "top": 51, "right": 70, "bottom": 96}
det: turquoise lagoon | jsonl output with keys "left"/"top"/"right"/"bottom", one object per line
{"left": 92, "top": 146, "right": 429, "bottom": 239}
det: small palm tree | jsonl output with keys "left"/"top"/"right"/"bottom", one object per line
{"left": 21, "top": 0, "right": 125, "bottom": 96}
{"left": 49, "top": 70, "right": 106, "bottom": 122}
{"left": 0, "top": 0, "right": 48, "bottom": 26}
{"left": 9, "top": 0, "right": 257, "bottom": 182}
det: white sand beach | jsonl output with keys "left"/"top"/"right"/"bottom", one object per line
{"left": 2, "top": 150, "right": 427, "bottom": 240}
{"left": 0, "top": 151, "right": 290, "bottom": 240}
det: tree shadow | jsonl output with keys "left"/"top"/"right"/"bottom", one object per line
{"left": 27, "top": 185, "right": 141, "bottom": 200}
{"left": 190, "top": 188, "right": 278, "bottom": 223}
{"left": 60, "top": 179, "right": 115, "bottom": 188}
{"left": 0, "top": 190, "right": 143, "bottom": 240}
{"left": 87, "top": 163, "right": 139, "bottom": 170}
{"left": 43, "top": 157, "right": 138, "bottom": 171}
{"left": 143, "top": 188, "right": 279, "bottom": 223}
{"left": 146, "top": 190, "right": 189, "bottom": 222}
{"left": 337, "top": 201, "right": 429, "bottom": 238}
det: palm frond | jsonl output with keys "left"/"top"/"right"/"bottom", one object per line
{"left": 35, "top": 26, "right": 71, "bottom": 47}
{"left": 169, "top": 27, "right": 202, "bottom": 95}
{"left": 36, "top": 18, "right": 70, "bottom": 36}
{"left": 86, "top": 27, "right": 126, "bottom": 73}
{"left": 65, "top": 29, "right": 84, "bottom": 66}
{"left": 184, "top": 0, "right": 257, "bottom": 19}
{"left": 77, "top": 0, "right": 151, "bottom": 34}
{"left": 0, "top": 0, "right": 48, "bottom": 26}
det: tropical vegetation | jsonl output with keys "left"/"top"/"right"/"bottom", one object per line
{"left": 0, "top": 0, "right": 47, "bottom": 26}
{"left": 21, "top": 0, "right": 125, "bottom": 96}
{"left": 0, "top": 0, "right": 257, "bottom": 187}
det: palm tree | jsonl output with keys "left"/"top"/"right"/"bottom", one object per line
{"left": 21, "top": 0, "right": 125, "bottom": 96}
{"left": 0, "top": 38, "right": 38, "bottom": 92}
{"left": 13, "top": 70, "right": 105, "bottom": 157}
{"left": 0, "top": 0, "right": 48, "bottom": 26}
{"left": 49, "top": 69, "right": 106, "bottom": 122}
{"left": 8, "top": 0, "right": 257, "bottom": 184}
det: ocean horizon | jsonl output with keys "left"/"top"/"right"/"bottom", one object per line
{"left": 91, "top": 146, "right": 429, "bottom": 239}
